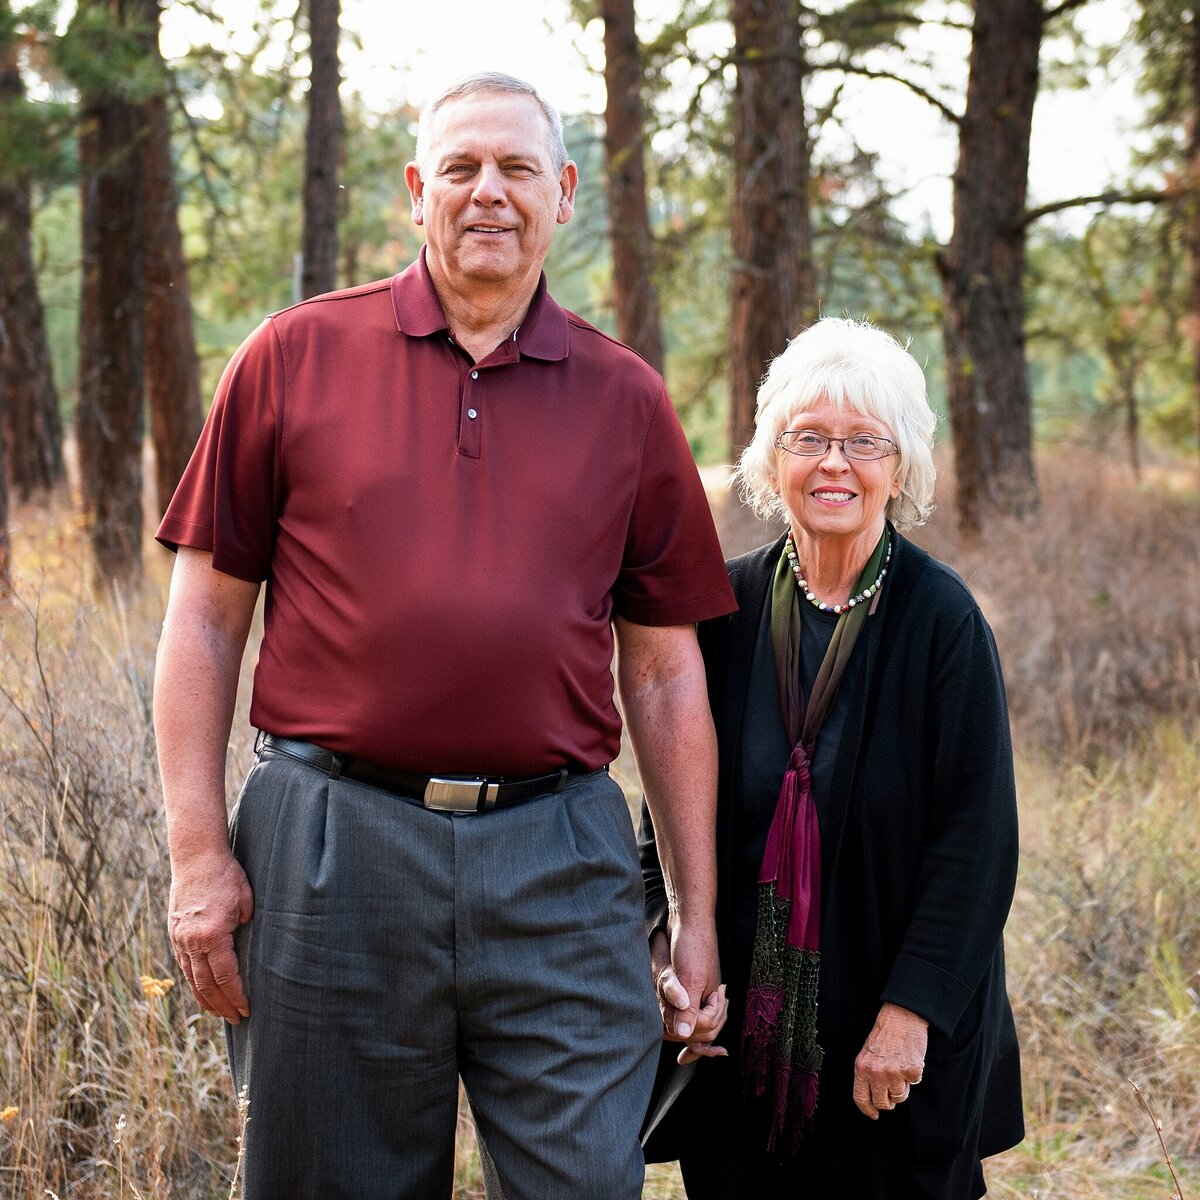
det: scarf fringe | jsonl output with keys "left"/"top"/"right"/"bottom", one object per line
{"left": 742, "top": 881, "right": 824, "bottom": 1151}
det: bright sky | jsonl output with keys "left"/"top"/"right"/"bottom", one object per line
{"left": 159, "top": 0, "right": 1150, "bottom": 241}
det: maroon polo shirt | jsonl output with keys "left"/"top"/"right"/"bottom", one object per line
{"left": 158, "top": 252, "right": 735, "bottom": 775}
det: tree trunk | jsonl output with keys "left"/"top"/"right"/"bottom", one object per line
{"left": 1121, "top": 363, "right": 1141, "bottom": 481}
{"left": 0, "top": 317, "right": 11, "bottom": 592}
{"left": 134, "top": 0, "right": 203, "bottom": 518}
{"left": 0, "top": 30, "right": 66, "bottom": 500}
{"left": 728, "top": 0, "right": 817, "bottom": 457}
{"left": 939, "top": 0, "right": 1041, "bottom": 538}
{"left": 1187, "top": 2, "right": 1200, "bottom": 488}
{"left": 300, "top": 0, "right": 341, "bottom": 299}
{"left": 601, "top": 0, "right": 665, "bottom": 374}
{"left": 76, "top": 4, "right": 146, "bottom": 588}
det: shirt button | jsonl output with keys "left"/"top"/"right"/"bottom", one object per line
{"left": 471, "top": 370, "right": 479, "bottom": 379}
{"left": 467, "top": 408, "right": 478, "bottom": 420}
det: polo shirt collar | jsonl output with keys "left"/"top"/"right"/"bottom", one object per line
{"left": 390, "top": 247, "right": 570, "bottom": 362}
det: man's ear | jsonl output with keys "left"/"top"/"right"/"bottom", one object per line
{"left": 556, "top": 161, "right": 579, "bottom": 225}
{"left": 404, "top": 162, "right": 424, "bottom": 226}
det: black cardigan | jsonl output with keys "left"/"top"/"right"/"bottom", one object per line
{"left": 640, "top": 532, "right": 1024, "bottom": 1191}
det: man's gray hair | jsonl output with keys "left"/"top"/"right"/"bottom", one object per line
{"left": 414, "top": 72, "right": 570, "bottom": 173}
{"left": 733, "top": 316, "right": 938, "bottom": 532}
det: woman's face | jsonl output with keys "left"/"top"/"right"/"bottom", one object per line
{"left": 775, "top": 397, "right": 901, "bottom": 550}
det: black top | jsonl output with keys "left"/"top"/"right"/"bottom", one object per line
{"left": 640, "top": 531, "right": 1024, "bottom": 1198}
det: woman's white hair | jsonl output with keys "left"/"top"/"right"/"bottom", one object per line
{"left": 733, "top": 316, "right": 937, "bottom": 531}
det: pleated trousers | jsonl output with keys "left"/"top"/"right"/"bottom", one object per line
{"left": 225, "top": 750, "right": 662, "bottom": 1200}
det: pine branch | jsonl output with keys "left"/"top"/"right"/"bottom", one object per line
{"left": 1018, "top": 189, "right": 1168, "bottom": 229}
{"left": 820, "top": 59, "right": 961, "bottom": 124}
{"left": 1042, "top": 0, "right": 1090, "bottom": 24}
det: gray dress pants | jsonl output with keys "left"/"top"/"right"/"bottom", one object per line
{"left": 226, "top": 751, "right": 662, "bottom": 1200}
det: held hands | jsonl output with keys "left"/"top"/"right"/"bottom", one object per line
{"left": 852, "top": 1001, "right": 928, "bottom": 1119}
{"left": 650, "top": 927, "right": 728, "bottom": 1064}
{"left": 168, "top": 851, "right": 254, "bottom": 1024}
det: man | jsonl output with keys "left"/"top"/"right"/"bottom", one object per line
{"left": 154, "top": 72, "right": 734, "bottom": 1200}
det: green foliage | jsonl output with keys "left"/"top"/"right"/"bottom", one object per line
{"left": 0, "top": 90, "right": 73, "bottom": 181}
{"left": 27, "top": 183, "right": 80, "bottom": 403}
{"left": 0, "top": 0, "right": 74, "bottom": 185}
{"left": 56, "top": 2, "right": 162, "bottom": 104}
{"left": 816, "top": 0, "right": 927, "bottom": 55}
{"left": 1026, "top": 214, "right": 1195, "bottom": 455}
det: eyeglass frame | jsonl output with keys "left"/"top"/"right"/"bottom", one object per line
{"left": 774, "top": 429, "right": 900, "bottom": 461}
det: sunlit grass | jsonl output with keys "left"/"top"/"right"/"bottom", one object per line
{"left": 2, "top": 453, "right": 1198, "bottom": 1198}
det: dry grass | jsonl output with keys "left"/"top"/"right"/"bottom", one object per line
{"left": 2, "top": 452, "right": 1198, "bottom": 1198}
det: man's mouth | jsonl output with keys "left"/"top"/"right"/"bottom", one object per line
{"left": 465, "top": 225, "right": 511, "bottom": 235}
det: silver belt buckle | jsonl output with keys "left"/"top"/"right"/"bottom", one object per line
{"left": 423, "top": 776, "right": 496, "bottom": 813}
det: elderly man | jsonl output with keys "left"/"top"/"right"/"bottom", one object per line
{"left": 153, "top": 72, "right": 734, "bottom": 1200}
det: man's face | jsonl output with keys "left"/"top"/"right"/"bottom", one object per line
{"left": 405, "top": 92, "right": 578, "bottom": 300}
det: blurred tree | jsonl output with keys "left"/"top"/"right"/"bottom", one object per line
{"left": 66, "top": 0, "right": 148, "bottom": 587}
{"left": 134, "top": 0, "right": 203, "bottom": 518}
{"left": 601, "top": 0, "right": 665, "bottom": 372}
{"left": 1136, "top": 0, "right": 1200, "bottom": 476}
{"left": 300, "top": 0, "right": 341, "bottom": 298}
{"left": 0, "top": 315, "right": 10, "bottom": 590}
{"left": 728, "top": 0, "right": 816, "bottom": 455}
{"left": 0, "top": 0, "right": 66, "bottom": 500}
{"left": 938, "top": 0, "right": 1046, "bottom": 537}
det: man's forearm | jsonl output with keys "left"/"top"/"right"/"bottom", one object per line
{"left": 154, "top": 565, "right": 256, "bottom": 867}
{"left": 623, "top": 678, "right": 718, "bottom": 923}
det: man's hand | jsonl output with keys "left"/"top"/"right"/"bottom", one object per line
{"left": 169, "top": 850, "right": 254, "bottom": 1023}
{"left": 852, "top": 1002, "right": 927, "bottom": 1118}
{"left": 650, "top": 928, "right": 728, "bottom": 1064}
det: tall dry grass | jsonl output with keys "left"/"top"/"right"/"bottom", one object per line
{"left": 2, "top": 450, "right": 1198, "bottom": 1198}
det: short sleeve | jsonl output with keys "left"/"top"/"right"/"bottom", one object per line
{"left": 612, "top": 386, "right": 735, "bottom": 626}
{"left": 155, "top": 319, "right": 283, "bottom": 582}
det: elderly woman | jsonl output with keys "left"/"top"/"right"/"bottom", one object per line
{"left": 640, "top": 318, "right": 1023, "bottom": 1198}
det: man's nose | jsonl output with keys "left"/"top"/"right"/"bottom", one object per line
{"left": 472, "top": 164, "right": 505, "bottom": 206}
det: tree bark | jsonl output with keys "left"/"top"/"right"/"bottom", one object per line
{"left": 0, "top": 30, "right": 66, "bottom": 500}
{"left": 134, "top": 0, "right": 203, "bottom": 518}
{"left": 1186, "top": 1, "right": 1200, "bottom": 488}
{"left": 601, "top": 0, "right": 665, "bottom": 374}
{"left": 0, "top": 316, "right": 11, "bottom": 592}
{"left": 300, "top": 0, "right": 341, "bottom": 299}
{"left": 728, "top": 0, "right": 817, "bottom": 457}
{"left": 939, "top": 0, "right": 1041, "bottom": 537}
{"left": 76, "top": 1, "right": 146, "bottom": 588}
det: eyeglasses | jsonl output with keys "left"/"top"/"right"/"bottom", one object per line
{"left": 774, "top": 430, "right": 899, "bottom": 461}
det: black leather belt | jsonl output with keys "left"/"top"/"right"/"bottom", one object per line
{"left": 256, "top": 733, "right": 576, "bottom": 814}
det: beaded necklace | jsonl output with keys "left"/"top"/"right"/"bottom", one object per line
{"left": 785, "top": 529, "right": 891, "bottom": 615}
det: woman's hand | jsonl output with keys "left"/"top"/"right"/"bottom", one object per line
{"left": 852, "top": 1002, "right": 927, "bottom": 1118}
{"left": 650, "top": 929, "right": 729, "bottom": 1064}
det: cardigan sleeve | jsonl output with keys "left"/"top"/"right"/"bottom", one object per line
{"left": 880, "top": 604, "right": 1020, "bottom": 1038}
{"left": 638, "top": 800, "right": 671, "bottom": 939}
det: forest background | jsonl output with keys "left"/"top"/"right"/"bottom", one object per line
{"left": 0, "top": 0, "right": 1198, "bottom": 1196}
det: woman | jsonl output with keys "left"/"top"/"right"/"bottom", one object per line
{"left": 640, "top": 318, "right": 1023, "bottom": 1198}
